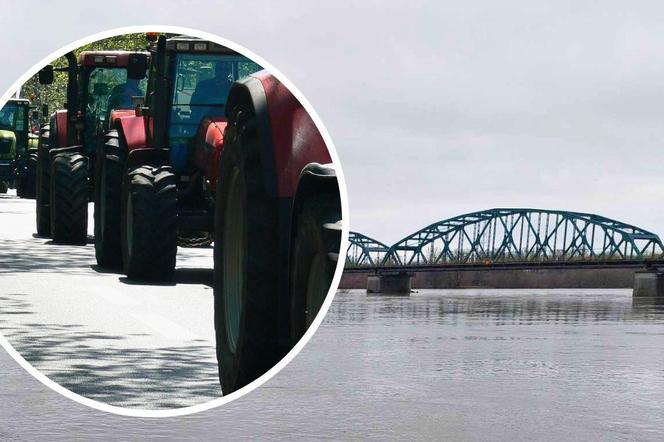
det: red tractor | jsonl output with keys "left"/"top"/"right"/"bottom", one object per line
{"left": 35, "top": 50, "right": 149, "bottom": 243}
{"left": 96, "top": 34, "right": 342, "bottom": 393}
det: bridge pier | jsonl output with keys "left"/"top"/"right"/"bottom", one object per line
{"left": 367, "top": 272, "right": 412, "bottom": 295}
{"left": 633, "top": 269, "right": 664, "bottom": 298}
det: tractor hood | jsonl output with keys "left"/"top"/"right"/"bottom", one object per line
{"left": 0, "top": 129, "right": 16, "bottom": 160}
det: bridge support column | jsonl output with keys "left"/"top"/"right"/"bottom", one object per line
{"left": 633, "top": 269, "right": 664, "bottom": 298}
{"left": 367, "top": 272, "right": 412, "bottom": 295}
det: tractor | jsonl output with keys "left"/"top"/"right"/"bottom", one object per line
{"left": 0, "top": 98, "right": 37, "bottom": 197}
{"left": 35, "top": 50, "right": 149, "bottom": 243}
{"left": 94, "top": 34, "right": 259, "bottom": 270}
{"left": 97, "top": 34, "right": 342, "bottom": 394}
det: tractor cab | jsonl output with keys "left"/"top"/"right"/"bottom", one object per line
{"left": 0, "top": 98, "right": 30, "bottom": 159}
{"left": 35, "top": 50, "right": 150, "bottom": 240}
{"left": 0, "top": 98, "right": 31, "bottom": 193}
{"left": 143, "top": 35, "right": 261, "bottom": 172}
{"left": 38, "top": 50, "right": 149, "bottom": 153}
{"left": 78, "top": 51, "right": 149, "bottom": 145}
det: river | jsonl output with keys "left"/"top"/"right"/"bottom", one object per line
{"left": 1, "top": 288, "right": 663, "bottom": 440}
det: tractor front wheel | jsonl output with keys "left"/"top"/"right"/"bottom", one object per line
{"left": 94, "top": 136, "right": 124, "bottom": 268}
{"left": 121, "top": 164, "right": 177, "bottom": 281}
{"left": 23, "top": 152, "right": 37, "bottom": 199}
{"left": 50, "top": 152, "right": 89, "bottom": 244}
{"left": 35, "top": 126, "right": 51, "bottom": 236}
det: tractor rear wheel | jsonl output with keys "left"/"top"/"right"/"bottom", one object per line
{"left": 25, "top": 152, "right": 37, "bottom": 199}
{"left": 16, "top": 176, "right": 23, "bottom": 198}
{"left": 213, "top": 109, "right": 281, "bottom": 394}
{"left": 94, "top": 133, "right": 124, "bottom": 268}
{"left": 17, "top": 152, "right": 36, "bottom": 199}
{"left": 35, "top": 126, "right": 51, "bottom": 236}
{"left": 121, "top": 164, "right": 177, "bottom": 281}
{"left": 50, "top": 152, "right": 89, "bottom": 244}
{"left": 289, "top": 193, "right": 341, "bottom": 343}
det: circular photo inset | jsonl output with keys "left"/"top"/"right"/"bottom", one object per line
{"left": 0, "top": 27, "right": 347, "bottom": 416}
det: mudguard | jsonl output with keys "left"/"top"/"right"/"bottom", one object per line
{"left": 126, "top": 148, "right": 169, "bottom": 169}
{"left": 225, "top": 71, "right": 331, "bottom": 199}
{"left": 49, "top": 145, "right": 84, "bottom": 159}
{"left": 109, "top": 109, "right": 135, "bottom": 127}
{"left": 54, "top": 110, "right": 68, "bottom": 149}
{"left": 191, "top": 117, "right": 228, "bottom": 191}
{"left": 116, "top": 115, "right": 148, "bottom": 151}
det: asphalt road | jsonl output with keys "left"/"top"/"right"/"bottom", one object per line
{"left": 0, "top": 190, "right": 220, "bottom": 409}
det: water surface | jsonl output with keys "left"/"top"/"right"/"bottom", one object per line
{"left": 2, "top": 289, "right": 664, "bottom": 440}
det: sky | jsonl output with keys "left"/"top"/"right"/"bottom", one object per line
{"left": 2, "top": 1, "right": 664, "bottom": 246}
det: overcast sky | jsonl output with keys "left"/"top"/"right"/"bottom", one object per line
{"left": 3, "top": 1, "right": 664, "bottom": 245}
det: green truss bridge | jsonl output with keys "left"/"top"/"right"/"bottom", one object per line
{"left": 347, "top": 208, "right": 664, "bottom": 268}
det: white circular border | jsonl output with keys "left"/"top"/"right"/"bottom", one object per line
{"left": 0, "top": 25, "right": 350, "bottom": 418}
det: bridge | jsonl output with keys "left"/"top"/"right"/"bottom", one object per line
{"left": 344, "top": 208, "right": 664, "bottom": 295}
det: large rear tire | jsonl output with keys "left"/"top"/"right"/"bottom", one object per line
{"left": 50, "top": 152, "right": 89, "bottom": 245}
{"left": 35, "top": 126, "right": 51, "bottom": 236}
{"left": 25, "top": 151, "right": 37, "bottom": 199}
{"left": 121, "top": 164, "right": 177, "bottom": 281}
{"left": 213, "top": 106, "right": 281, "bottom": 394}
{"left": 17, "top": 152, "right": 37, "bottom": 199}
{"left": 289, "top": 193, "right": 341, "bottom": 343}
{"left": 94, "top": 131, "right": 124, "bottom": 268}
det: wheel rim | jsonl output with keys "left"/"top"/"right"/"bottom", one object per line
{"left": 126, "top": 191, "right": 133, "bottom": 259}
{"left": 305, "top": 252, "right": 328, "bottom": 328}
{"left": 223, "top": 166, "right": 245, "bottom": 354}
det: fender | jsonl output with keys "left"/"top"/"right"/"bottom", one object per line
{"left": 251, "top": 71, "right": 332, "bottom": 199}
{"left": 54, "top": 110, "right": 68, "bottom": 149}
{"left": 116, "top": 115, "right": 148, "bottom": 151}
{"left": 49, "top": 145, "right": 84, "bottom": 159}
{"left": 126, "top": 148, "right": 169, "bottom": 169}
{"left": 289, "top": 162, "right": 338, "bottom": 247}
{"left": 109, "top": 109, "right": 135, "bottom": 127}
{"left": 192, "top": 117, "right": 227, "bottom": 191}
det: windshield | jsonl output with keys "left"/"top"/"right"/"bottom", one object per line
{"left": 0, "top": 103, "right": 20, "bottom": 131}
{"left": 87, "top": 67, "right": 147, "bottom": 123}
{"left": 168, "top": 53, "right": 261, "bottom": 153}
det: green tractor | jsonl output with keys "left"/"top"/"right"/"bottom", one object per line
{"left": 0, "top": 98, "right": 36, "bottom": 197}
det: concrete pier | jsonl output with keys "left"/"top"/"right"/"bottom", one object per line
{"left": 633, "top": 270, "right": 664, "bottom": 298}
{"left": 366, "top": 272, "right": 412, "bottom": 295}
{"left": 340, "top": 263, "right": 652, "bottom": 293}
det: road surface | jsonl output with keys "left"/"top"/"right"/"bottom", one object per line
{"left": 0, "top": 191, "right": 220, "bottom": 409}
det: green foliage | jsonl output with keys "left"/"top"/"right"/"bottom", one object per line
{"left": 20, "top": 33, "right": 149, "bottom": 120}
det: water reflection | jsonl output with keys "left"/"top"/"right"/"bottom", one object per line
{"left": 2, "top": 288, "right": 664, "bottom": 440}
{"left": 331, "top": 289, "right": 664, "bottom": 325}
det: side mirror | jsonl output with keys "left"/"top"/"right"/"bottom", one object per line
{"left": 32, "top": 110, "right": 39, "bottom": 120}
{"left": 38, "top": 65, "right": 54, "bottom": 85}
{"left": 93, "top": 82, "right": 109, "bottom": 96}
{"left": 127, "top": 53, "right": 148, "bottom": 80}
{"left": 41, "top": 104, "right": 49, "bottom": 117}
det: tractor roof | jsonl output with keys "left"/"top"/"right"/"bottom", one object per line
{"left": 78, "top": 51, "right": 150, "bottom": 68}
{"left": 6, "top": 98, "right": 30, "bottom": 104}
{"left": 165, "top": 36, "right": 238, "bottom": 55}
